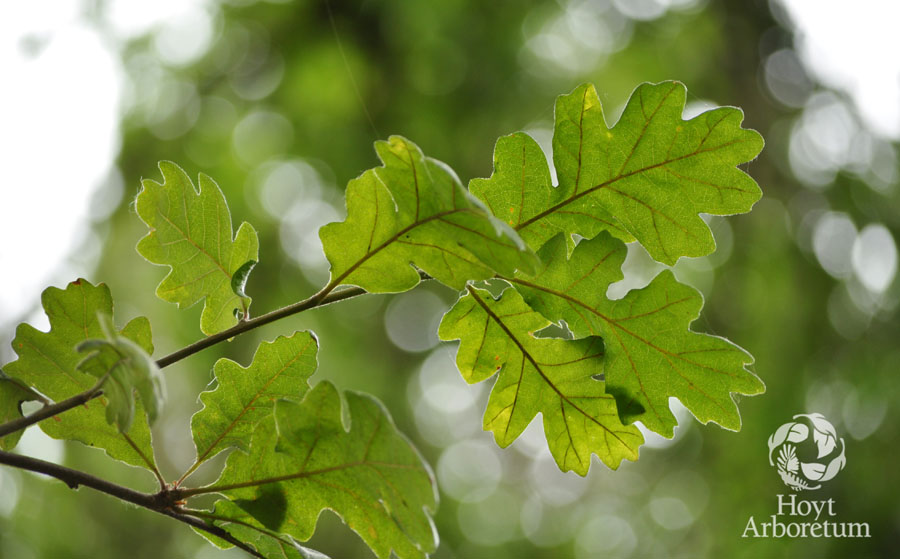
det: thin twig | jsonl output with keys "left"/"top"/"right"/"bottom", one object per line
{"left": 0, "top": 276, "right": 431, "bottom": 441}
{"left": 0, "top": 382, "right": 103, "bottom": 439}
{"left": 155, "top": 282, "right": 353, "bottom": 369}
{"left": 156, "top": 270, "right": 431, "bottom": 369}
{"left": 0, "top": 450, "right": 264, "bottom": 558}
{"left": 0, "top": 283, "right": 366, "bottom": 439}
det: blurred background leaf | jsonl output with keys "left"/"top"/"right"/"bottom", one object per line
{"left": 1, "top": 0, "right": 898, "bottom": 557}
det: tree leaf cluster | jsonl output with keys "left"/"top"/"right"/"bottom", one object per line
{"left": 1, "top": 82, "right": 763, "bottom": 558}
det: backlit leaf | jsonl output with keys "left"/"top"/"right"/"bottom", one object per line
{"left": 320, "top": 136, "right": 537, "bottom": 292}
{"left": 509, "top": 233, "right": 765, "bottom": 436}
{"left": 3, "top": 280, "right": 158, "bottom": 470}
{"left": 186, "top": 332, "right": 317, "bottom": 479}
{"left": 471, "top": 130, "right": 635, "bottom": 252}
{"left": 206, "top": 381, "right": 437, "bottom": 559}
{"left": 136, "top": 161, "right": 259, "bottom": 335}
{"left": 472, "top": 82, "right": 763, "bottom": 263}
{"left": 439, "top": 285, "right": 642, "bottom": 475}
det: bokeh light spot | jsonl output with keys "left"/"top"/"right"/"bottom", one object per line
{"left": 851, "top": 224, "right": 897, "bottom": 293}
{"left": 232, "top": 110, "right": 294, "bottom": 165}
{"left": 384, "top": 290, "right": 446, "bottom": 353}
{"left": 813, "top": 211, "right": 857, "bottom": 279}
{"left": 438, "top": 439, "right": 503, "bottom": 503}
{"left": 575, "top": 514, "right": 637, "bottom": 557}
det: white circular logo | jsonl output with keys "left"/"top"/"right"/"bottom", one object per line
{"left": 767, "top": 413, "right": 846, "bottom": 491}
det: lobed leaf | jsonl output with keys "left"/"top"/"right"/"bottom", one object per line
{"left": 187, "top": 332, "right": 318, "bottom": 478}
{"left": 509, "top": 233, "right": 765, "bottom": 436}
{"left": 207, "top": 381, "right": 437, "bottom": 559}
{"left": 320, "top": 136, "right": 538, "bottom": 292}
{"left": 3, "top": 280, "right": 158, "bottom": 470}
{"left": 471, "top": 129, "right": 635, "bottom": 253}
{"left": 472, "top": 82, "right": 763, "bottom": 263}
{"left": 439, "top": 286, "right": 643, "bottom": 475}
{"left": 136, "top": 161, "right": 259, "bottom": 336}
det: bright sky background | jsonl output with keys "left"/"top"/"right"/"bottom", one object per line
{"left": 0, "top": 0, "right": 210, "bottom": 328}
{"left": 0, "top": 2, "right": 119, "bottom": 325}
{"left": 1, "top": 0, "right": 898, "bottom": 327}
{"left": 778, "top": 0, "right": 900, "bottom": 138}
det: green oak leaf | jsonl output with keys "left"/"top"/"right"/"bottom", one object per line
{"left": 185, "top": 331, "right": 318, "bottom": 480}
{"left": 208, "top": 381, "right": 437, "bottom": 559}
{"left": 0, "top": 370, "right": 41, "bottom": 450}
{"left": 75, "top": 314, "right": 164, "bottom": 433}
{"left": 508, "top": 233, "right": 765, "bottom": 436}
{"left": 136, "top": 161, "right": 259, "bottom": 335}
{"left": 3, "top": 280, "right": 158, "bottom": 471}
{"left": 471, "top": 128, "right": 635, "bottom": 253}
{"left": 197, "top": 500, "right": 330, "bottom": 559}
{"left": 472, "top": 82, "right": 763, "bottom": 263}
{"left": 439, "top": 286, "right": 642, "bottom": 475}
{"left": 320, "top": 135, "right": 538, "bottom": 292}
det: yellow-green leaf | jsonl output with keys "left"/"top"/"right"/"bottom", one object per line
{"left": 320, "top": 136, "right": 537, "bottom": 292}
{"left": 187, "top": 332, "right": 317, "bottom": 478}
{"left": 136, "top": 161, "right": 259, "bottom": 335}
{"left": 439, "top": 286, "right": 642, "bottom": 475}
{"left": 509, "top": 233, "right": 765, "bottom": 436}
{"left": 3, "top": 280, "right": 158, "bottom": 470}
{"left": 472, "top": 82, "right": 763, "bottom": 263}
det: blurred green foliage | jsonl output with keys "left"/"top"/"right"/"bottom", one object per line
{"left": 1, "top": 0, "right": 898, "bottom": 558}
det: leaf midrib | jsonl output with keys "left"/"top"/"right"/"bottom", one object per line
{"left": 507, "top": 277, "right": 742, "bottom": 423}
{"left": 155, "top": 206, "right": 232, "bottom": 279}
{"left": 191, "top": 458, "right": 422, "bottom": 496}
{"left": 331, "top": 206, "right": 492, "bottom": 289}
{"left": 465, "top": 287, "right": 631, "bottom": 453}
{"left": 515, "top": 137, "right": 751, "bottom": 233}
{"left": 190, "top": 337, "right": 315, "bottom": 471}
{"left": 507, "top": 277, "right": 741, "bottom": 376}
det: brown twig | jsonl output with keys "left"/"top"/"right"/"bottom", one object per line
{"left": 0, "top": 449, "right": 264, "bottom": 558}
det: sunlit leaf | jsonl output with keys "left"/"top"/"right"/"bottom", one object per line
{"left": 509, "top": 233, "right": 765, "bottom": 436}
{"left": 472, "top": 82, "right": 763, "bottom": 263}
{"left": 3, "top": 280, "right": 158, "bottom": 470}
{"left": 471, "top": 130, "right": 635, "bottom": 252}
{"left": 320, "top": 136, "right": 538, "bottom": 292}
{"left": 75, "top": 314, "right": 164, "bottom": 433}
{"left": 187, "top": 332, "right": 317, "bottom": 478}
{"left": 439, "top": 285, "right": 642, "bottom": 475}
{"left": 207, "top": 381, "right": 437, "bottom": 559}
{"left": 136, "top": 161, "right": 259, "bottom": 335}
